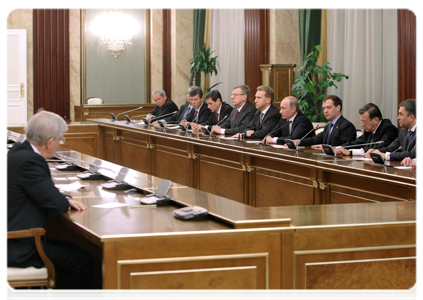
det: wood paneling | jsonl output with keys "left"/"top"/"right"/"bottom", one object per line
{"left": 33, "top": 9, "right": 70, "bottom": 121}
{"left": 397, "top": 10, "right": 416, "bottom": 106}
{"left": 245, "top": 9, "right": 269, "bottom": 93}
{"left": 163, "top": 9, "right": 172, "bottom": 99}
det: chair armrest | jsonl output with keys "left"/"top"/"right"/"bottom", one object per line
{"left": 8, "top": 228, "right": 55, "bottom": 287}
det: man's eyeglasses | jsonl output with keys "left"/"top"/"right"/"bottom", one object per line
{"left": 50, "top": 137, "right": 66, "bottom": 144}
{"left": 360, "top": 119, "right": 374, "bottom": 125}
{"left": 231, "top": 93, "right": 245, "bottom": 97}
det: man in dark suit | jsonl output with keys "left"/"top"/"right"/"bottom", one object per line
{"left": 211, "top": 84, "right": 257, "bottom": 135}
{"left": 191, "top": 90, "right": 232, "bottom": 131}
{"left": 294, "top": 95, "right": 356, "bottom": 148}
{"left": 8, "top": 110, "right": 93, "bottom": 289}
{"left": 366, "top": 99, "right": 416, "bottom": 161}
{"left": 180, "top": 87, "right": 212, "bottom": 127}
{"left": 233, "top": 85, "right": 281, "bottom": 140}
{"left": 335, "top": 103, "right": 398, "bottom": 156}
{"left": 153, "top": 86, "right": 194, "bottom": 126}
{"left": 262, "top": 96, "right": 315, "bottom": 144}
{"left": 146, "top": 89, "right": 179, "bottom": 123}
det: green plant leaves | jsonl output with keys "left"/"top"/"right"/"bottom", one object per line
{"left": 291, "top": 44, "right": 348, "bottom": 122}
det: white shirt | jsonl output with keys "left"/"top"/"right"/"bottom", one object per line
{"left": 273, "top": 113, "right": 298, "bottom": 144}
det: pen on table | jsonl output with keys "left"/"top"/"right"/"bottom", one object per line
{"left": 130, "top": 205, "right": 157, "bottom": 208}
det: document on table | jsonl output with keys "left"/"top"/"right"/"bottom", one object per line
{"left": 56, "top": 181, "right": 85, "bottom": 192}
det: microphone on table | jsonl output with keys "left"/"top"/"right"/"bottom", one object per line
{"left": 54, "top": 152, "right": 79, "bottom": 171}
{"left": 128, "top": 177, "right": 173, "bottom": 206}
{"left": 203, "top": 115, "right": 229, "bottom": 136}
{"left": 369, "top": 146, "right": 402, "bottom": 167}
{"left": 125, "top": 114, "right": 147, "bottom": 123}
{"left": 261, "top": 120, "right": 292, "bottom": 146}
{"left": 285, "top": 125, "right": 319, "bottom": 150}
{"left": 341, "top": 141, "right": 384, "bottom": 149}
{"left": 158, "top": 120, "right": 180, "bottom": 128}
{"left": 111, "top": 106, "right": 144, "bottom": 121}
{"left": 101, "top": 167, "right": 132, "bottom": 190}
{"left": 7, "top": 134, "right": 26, "bottom": 149}
{"left": 150, "top": 111, "right": 178, "bottom": 123}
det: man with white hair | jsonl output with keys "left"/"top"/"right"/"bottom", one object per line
{"left": 8, "top": 110, "right": 93, "bottom": 289}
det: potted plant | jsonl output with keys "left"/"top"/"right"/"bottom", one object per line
{"left": 189, "top": 43, "right": 221, "bottom": 93}
{"left": 291, "top": 45, "right": 349, "bottom": 122}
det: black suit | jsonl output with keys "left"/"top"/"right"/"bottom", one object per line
{"left": 244, "top": 104, "right": 281, "bottom": 139}
{"left": 378, "top": 127, "right": 416, "bottom": 161}
{"left": 341, "top": 119, "right": 398, "bottom": 151}
{"left": 270, "top": 111, "right": 315, "bottom": 144}
{"left": 300, "top": 115, "right": 356, "bottom": 146}
{"left": 8, "top": 140, "right": 93, "bottom": 288}
{"left": 186, "top": 102, "right": 212, "bottom": 124}
{"left": 164, "top": 103, "right": 191, "bottom": 123}
{"left": 149, "top": 98, "right": 179, "bottom": 118}
{"left": 201, "top": 102, "right": 233, "bottom": 126}
{"left": 221, "top": 101, "right": 257, "bottom": 135}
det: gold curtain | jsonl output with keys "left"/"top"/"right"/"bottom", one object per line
{"left": 201, "top": 9, "right": 210, "bottom": 92}
{"left": 318, "top": 9, "right": 327, "bottom": 67}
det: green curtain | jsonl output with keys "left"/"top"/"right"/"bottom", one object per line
{"left": 298, "top": 9, "right": 322, "bottom": 62}
{"left": 190, "top": 9, "right": 206, "bottom": 90}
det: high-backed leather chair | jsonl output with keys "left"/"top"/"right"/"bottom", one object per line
{"left": 7, "top": 228, "right": 55, "bottom": 289}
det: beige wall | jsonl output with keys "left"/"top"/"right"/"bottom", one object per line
{"left": 7, "top": 9, "right": 300, "bottom": 121}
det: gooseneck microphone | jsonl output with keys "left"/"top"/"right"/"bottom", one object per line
{"left": 112, "top": 106, "right": 144, "bottom": 121}
{"left": 150, "top": 111, "right": 178, "bottom": 122}
{"left": 285, "top": 125, "right": 319, "bottom": 150}
{"left": 262, "top": 120, "right": 292, "bottom": 146}
{"left": 341, "top": 141, "right": 384, "bottom": 149}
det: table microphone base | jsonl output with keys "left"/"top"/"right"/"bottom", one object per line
{"left": 101, "top": 181, "right": 132, "bottom": 190}
{"left": 77, "top": 171, "right": 103, "bottom": 180}
{"left": 55, "top": 163, "right": 79, "bottom": 171}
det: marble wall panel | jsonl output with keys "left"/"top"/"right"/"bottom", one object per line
{"left": 171, "top": 9, "right": 193, "bottom": 106}
{"left": 269, "top": 9, "right": 301, "bottom": 75}
{"left": 151, "top": 9, "right": 163, "bottom": 97}
{"left": 69, "top": 9, "right": 80, "bottom": 122}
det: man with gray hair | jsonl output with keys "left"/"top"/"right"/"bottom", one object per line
{"left": 146, "top": 89, "right": 179, "bottom": 122}
{"left": 8, "top": 110, "right": 93, "bottom": 289}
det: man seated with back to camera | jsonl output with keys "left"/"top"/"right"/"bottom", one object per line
{"left": 191, "top": 90, "right": 233, "bottom": 132}
{"left": 262, "top": 96, "right": 315, "bottom": 145}
{"left": 232, "top": 85, "right": 281, "bottom": 140}
{"left": 180, "top": 87, "right": 212, "bottom": 129}
{"left": 211, "top": 84, "right": 257, "bottom": 136}
{"left": 145, "top": 89, "right": 179, "bottom": 123}
{"left": 8, "top": 110, "right": 93, "bottom": 289}
{"left": 365, "top": 98, "right": 416, "bottom": 161}
{"left": 335, "top": 103, "right": 398, "bottom": 156}
{"left": 291, "top": 95, "right": 356, "bottom": 148}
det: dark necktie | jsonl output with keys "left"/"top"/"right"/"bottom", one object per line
{"left": 216, "top": 113, "right": 219, "bottom": 123}
{"left": 371, "top": 132, "right": 375, "bottom": 142}
{"left": 194, "top": 110, "right": 198, "bottom": 121}
{"left": 259, "top": 113, "right": 264, "bottom": 125}
{"left": 326, "top": 123, "right": 334, "bottom": 144}
{"left": 236, "top": 110, "right": 239, "bottom": 118}
{"left": 407, "top": 130, "right": 413, "bottom": 147}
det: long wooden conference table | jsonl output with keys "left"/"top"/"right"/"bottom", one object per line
{"left": 7, "top": 122, "right": 416, "bottom": 290}
{"left": 86, "top": 118, "right": 416, "bottom": 207}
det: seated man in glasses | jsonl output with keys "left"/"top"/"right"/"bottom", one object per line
{"left": 8, "top": 110, "right": 93, "bottom": 289}
{"left": 334, "top": 103, "right": 398, "bottom": 156}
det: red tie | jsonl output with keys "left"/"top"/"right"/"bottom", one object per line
{"left": 194, "top": 110, "right": 198, "bottom": 121}
{"left": 216, "top": 113, "right": 219, "bottom": 122}
{"left": 236, "top": 110, "right": 239, "bottom": 118}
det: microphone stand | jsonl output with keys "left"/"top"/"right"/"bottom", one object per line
{"left": 260, "top": 120, "right": 292, "bottom": 147}
{"left": 285, "top": 125, "right": 319, "bottom": 151}
{"left": 112, "top": 106, "right": 144, "bottom": 121}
